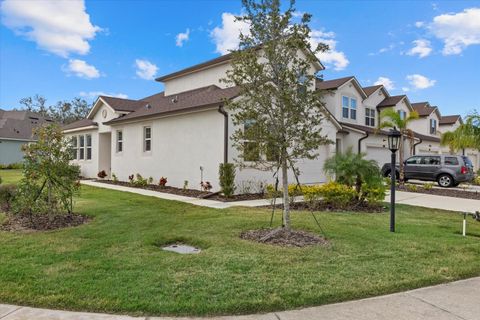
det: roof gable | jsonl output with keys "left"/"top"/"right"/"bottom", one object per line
{"left": 316, "top": 76, "right": 367, "bottom": 99}
{"left": 412, "top": 102, "right": 441, "bottom": 118}
{"left": 439, "top": 115, "right": 462, "bottom": 125}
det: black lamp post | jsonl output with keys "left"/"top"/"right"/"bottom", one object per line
{"left": 388, "top": 127, "right": 401, "bottom": 232}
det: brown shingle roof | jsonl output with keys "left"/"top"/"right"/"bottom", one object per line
{"left": 315, "top": 76, "right": 354, "bottom": 90}
{"left": 377, "top": 95, "right": 406, "bottom": 108}
{"left": 100, "top": 96, "right": 147, "bottom": 112}
{"left": 106, "top": 85, "right": 241, "bottom": 125}
{"left": 439, "top": 115, "right": 461, "bottom": 125}
{"left": 339, "top": 122, "right": 389, "bottom": 135}
{"left": 0, "top": 110, "right": 54, "bottom": 140}
{"left": 412, "top": 131, "right": 441, "bottom": 142}
{"left": 363, "top": 85, "right": 383, "bottom": 97}
{"left": 411, "top": 102, "right": 434, "bottom": 116}
{"left": 62, "top": 119, "right": 97, "bottom": 131}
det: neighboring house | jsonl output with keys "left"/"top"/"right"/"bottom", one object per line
{"left": 63, "top": 52, "right": 479, "bottom": 190}
{"left": 0, "top": 109, "right": 54, "bottom": 165}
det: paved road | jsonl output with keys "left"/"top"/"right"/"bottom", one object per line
{"left": 1, "top": 277, "right": 479, "bottom": 319}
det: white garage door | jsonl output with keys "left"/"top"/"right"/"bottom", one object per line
{"left": 418, "top": 148, "right": 438, "bottom": 155}
{"left": 366, "top": 146, "right": 391, "bottom": 167}
{"left": 467, "top": 153, "right": 478, "bottom": 171}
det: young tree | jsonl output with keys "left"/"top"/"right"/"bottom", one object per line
{"left": 378, "top": 108, "right": 419, "bottom": 184}
{"left": 14, "top": 124, "right": 80, "bottom": 215}
{"left": 223, "top": 0, "right": 331, "bottom": 230}
{"left": 441, "top": 111, "right": 480, "bottom": 152}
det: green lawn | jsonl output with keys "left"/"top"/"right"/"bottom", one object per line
{"left": 0, "top": 171, "right": 479, "bottom": 317}
{"left": 0, "top": 169, "right": 22, "bottom": 184}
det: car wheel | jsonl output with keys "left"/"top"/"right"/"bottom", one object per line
{"left": 385, "top": 171, "right": 399, "bottom": 180}
{"left": 437, "top": 174, "right": 454, "bottom": 188}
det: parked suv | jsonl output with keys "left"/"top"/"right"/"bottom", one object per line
{"left": 381, "top": 154, "right": 474, "bottom": 187}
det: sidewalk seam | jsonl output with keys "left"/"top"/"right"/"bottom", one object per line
{"left": 0, "top": 306, "right": 23, "bottom": 319}
{"left": 406, "top": 293, "right": 468, "bottom": 320}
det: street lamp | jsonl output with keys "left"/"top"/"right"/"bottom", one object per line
{"left": 388, "top": 127, "right": 401, "bottom": 232}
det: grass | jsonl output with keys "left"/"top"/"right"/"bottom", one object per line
{"left": 0, "top": 169, "right": 22, "bottom": 184}
{"left": 0, "top": 169, "right": 479, "bottom": 316}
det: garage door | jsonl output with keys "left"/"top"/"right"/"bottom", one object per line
{"left": 418, "top": 148, "right": 438, "bottom": 155}
{"left": 366, "top": 146, "right": 391, "bottom": 167}
{"left": 467, "top": 153, "right": 478, "bottom": 171}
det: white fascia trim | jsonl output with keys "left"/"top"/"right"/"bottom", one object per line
{"left": 0, "top": 137, "right": 35, "bottom": 142}
{"left": 341, "top": 125, "right": 368, "bottom": 135}
{"left": 62, "top": 126, "right": 98, "bottom": 134}
{"left": 86, "top": 97, "right": 118, "bottom": 119}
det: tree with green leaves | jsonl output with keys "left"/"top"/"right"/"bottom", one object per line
{"left": 13, "top": 124, "right": 80, "bottom": 216}
{"left": 378, "top": 108, "right": 419, "bottom": 184}
{"left": 19, "top": 95, "right": 91, "bottom": 124}
{"left": 441, "top": 111, "right": 480, "bottom": 153}
{"left": 222, "top": 0, "right": 331, "bottom": 231}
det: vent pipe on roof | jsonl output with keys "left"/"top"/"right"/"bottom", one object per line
{"left": 171, "top": 95, "right": 178, "bottom": 103}
{"left": 145, "top": 104, "right": 152, "bottom": 109}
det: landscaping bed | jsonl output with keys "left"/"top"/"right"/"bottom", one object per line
{"left": 96, "top": 179, "right": 266, "bottom": 202}
{"left": 398, "top": 185, "right": 480, "bottom": 200}
{"left": 0, "top": 212, "right": 90, "bottom": 232}
{"left": 267, "top": 200, "right": 386, "bottom": 213}
{"left": 240, "top": 228, "right": 329, "bottom": 247}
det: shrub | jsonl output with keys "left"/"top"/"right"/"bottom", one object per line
{"left": 423, "top": 182, "right": 434, "bottom": 190}
{"left": 361, "top": 183, "right": 386, "bottom": 205}
{"left": 0, "top": 184, "right": 16, "bottom": 212}
{"left": 183, "top": 180, "right": 189, "bottom": 190}
{"left": 97, "top": 170, "right": 107, "bottom": 179}
{"left": 405, "top": 184, "right": 418, "bottom": 192}
{"left": 159, "top": 177, "right": 167, "bottom": 187}
{"left": 200, "top": 181, "right": 212, "bottom": 191}
{"left": 219, "top": 163, "right": 236, "bottom": 197}
{"left": 472, "top": 176, "right": 480, "bottom": 186}
{"left": 134, "top": 174, "right": 148, "bottom": 188}
{"left": 111, "top": 173, "right": 118, "bottom": 183}
{"left": 148, "top": 177, "right": 154, "bottom": 184}
{"left": 316, "top": 181, "right": 357, "bottom": 206}
{"left": 128, "top": 174, "right": 135, "bottom": 184}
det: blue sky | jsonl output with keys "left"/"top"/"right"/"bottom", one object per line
{"left": 1, "top": 0, "right": 479, "bottom": 117}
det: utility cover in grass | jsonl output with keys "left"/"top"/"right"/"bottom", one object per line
{"left": 162, "top": 244, "right": 201, "bottom": 254}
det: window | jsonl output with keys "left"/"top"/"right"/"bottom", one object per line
{"left": 70, "top": 136, "right": 78, "bottom": 160}
{"left": 297, "top": 73, "right": 308, "bottom": 95}
{"left": 86, "top": 134, "right": 92, "bottom": 160}
{"left": 444, "top": 157, "right": 459, "bottom": 165}
{"left": 365, "top": 108, "right": 375, "bottom": 126}
{"left": 116, "top": 130, "right": 123, "bottom": 153}
{"left": 398, "top": 110, "right": 406, "bottom": 120}
{"left": 79, "top": 135, "right": 85, "bottom": 160}
{"left": 143, "top": 126, "right": 152, "bottom": 152}
{"left": 350, "top": 98, "right": 357, "bottom": 120}
{"left": 342, "top": 96, "right": 349, "bottom": 118}
{"left": 406, "top": 157, "right": 421, "bottom": 165}
{"left": 430, "top": 119, "right": 437, "bottom": 134}
{"left": 265, "top": 142, "right": 280, "bottom": 162}
{"left": 420, "top": 156, "right": 440, "bottom": 165}
{"left": 243, "top": 120, "right": 259, "bottom": 161}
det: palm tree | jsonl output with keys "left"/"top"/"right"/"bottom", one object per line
{"left": 378, "top": 108, "right": 419, "bottom": 184}
{"left": 441, "top": 113, "right": 480, "bottom": 153}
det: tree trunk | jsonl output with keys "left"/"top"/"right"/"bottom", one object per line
{"left": 399, "top": 136, "right": 405, "bottom": 185}
{"left": 281, "top": 154, "right": 290, "bottom": 231}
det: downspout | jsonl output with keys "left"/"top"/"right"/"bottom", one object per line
{"left": 217, "top": 105, "right": 228, "bottom": 164}
{"left": 413, "top": 138, "right": 422, "bottom": 155}
{"left": 358, "top": 132, "right": 369, "bottom": 154}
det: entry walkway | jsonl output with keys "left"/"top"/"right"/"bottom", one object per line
{"left": 81, "top": 180, "right": 480, "bottom": 213}
{"left": 1, "top": 276, "right": 479, "bottom": 319}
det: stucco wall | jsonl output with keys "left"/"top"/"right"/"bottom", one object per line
{"left": 0, "top": 139, "right": 27, "bottom": 165}
{"left": 110, "top": 108, "right": 224, "bottom": 190}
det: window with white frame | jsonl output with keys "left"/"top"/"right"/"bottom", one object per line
{"left": 342, "top": 96, "right": 349, "bottom": 118}
{"left": 143, "top": 126, "right": 152, "bottom": 152}
{"left": 70, "top": 136, "right": 78, "bottom": 160}
{"left": 365, "top": 108, "right": 375, "bottom": 126}
{"left": 397, "top": 110, "right": 406, "bottom": 120}
{"left": 342, "top": 96, "right": 357, "bottom": 120}
{"left": 430, "top": 119, "right": 437, "bottom": 134}
{"left": 243, "top": 120, "right": 259, "bottom": 161}
{"left": 86, "top": 134, "right": 92, "bottom": 160}
{"left": 79, "top": 135, "right": 85, "bottom": 160}
{"left": 350, "top": 98, "right": 357, "bottom": 120}
{"left": 116, "top": 130, "right": 123, "bottom": 152}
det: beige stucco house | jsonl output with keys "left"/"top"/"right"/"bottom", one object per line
{"left": 63, "top": 51, "right": 478, "bottom": 191}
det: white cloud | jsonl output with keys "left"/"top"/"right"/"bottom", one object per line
{"left": 402, "top": 87, "right": 410, "bottom": 92}
{"left": 406, "top": 74, "right": 436, "bottom": 89}
{"left": 415, "top": 21, "right": 425, "bottom": 28}
{"left": 210, "top": 12, "right": 250, "bottom": 54}
{"left": 63, "top": 59, "right": 100, "bottom": 79}
{"left": 79, "top": 91, "right": 128, "bottom": 99}
{"left": 210, "top": 12, "right": 349, "bottom": 70}
{"left": 0, "top": 0, "right": 101, "bottom": 57}
{"left": 374, "top": 77, "right": 395, "bottom": 90}
{"left": 369, "top": 43, "right": 395, "bottom": 56}
{"left": 407, "top": 39, "right": 432, "bottom": 58}
{"left": 428, "top": 8, "right": 480, "bottom": 55}
{"left": 135, "top": 59, "right": 158, "bottom": 80}
{"left": 176, "top": 28, "right": 190, "bottom": 47}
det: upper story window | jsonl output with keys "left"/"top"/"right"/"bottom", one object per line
{"left": 143, "top": 126, "right": 152, "bottom": 152}
{"left": 365, "top": 108, "right": 375, "bottom": 127}
{"left": 70, "top": 136, "right": 78, "bottom": 160}
{"left": 430, "top": 119, "right": 437, "bottom": 134}
{"left": 86, "top": 134, "right": 92, "bottom": 160}
{"left": 243, "top": 120, "right": 259, "bottom": 161}
{"left": 79, "top": 135, "right": 85, "bottom": 160}
{"left": 398, "top": 110, "right": 406, "bottom": 120}
{"left": 116, "top": 130, "right": 123, "bottom": 153}
{"left": 342, "top": 96, "right": 357, "bottom": 120}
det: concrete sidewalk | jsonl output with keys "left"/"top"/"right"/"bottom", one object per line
{"left": 81, "top": 180, "right": 480, "bottom": 213}
{"left": 1, "top": 277, "right": 479, "bottom": 319}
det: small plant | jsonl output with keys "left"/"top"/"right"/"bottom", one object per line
{"left": 148, "top": 177, "right": 154, "bottom": 184}
{"left": 200, "top": 181, "right": 212, "bottom": 192}
{"left": 111, "top": 173, "right": 118, "bottom": 183}
{"left": 128, "top": 174, "right": 135, "bottom": 184}
{"left": 134, "top": 174, "right": 148, "bottom": 187}
{"left": 159, "top": 177, "right": 167, "bottom": 187}
{"left": 97, "top": 170, "right": 107, "bottom": 179}
{"left": 0, "top": 184, "right": 17, "bottom": 212}
{"left": 405, "top": 184, "right": 418, "bottom": 192}
{"left": 423, "top": 182, "right": 434, "bottom": 190}
{"left": 183, "top": 180, "right": 189, "bottom": 190}
{"left": 219, "top": 163, "right": 236, "bottom": 197}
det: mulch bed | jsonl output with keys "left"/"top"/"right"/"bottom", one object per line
{"left": 0, "top": 212, "right": 90, "bottom": 232}
{"left": 96, "top": 180, "right": 266, "bottom": 202}
{"left": 397, "top": 185, "right": 480, "bottom": 200}
{"left": 240, "top": 228, "right": 329, "bottom": 247}
{"left": 266, "top": 201, "right": 386, "bottom": 213}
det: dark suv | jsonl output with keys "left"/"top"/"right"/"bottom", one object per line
{"left": 381, "top": 154, "right": 474, "bottom": 187}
